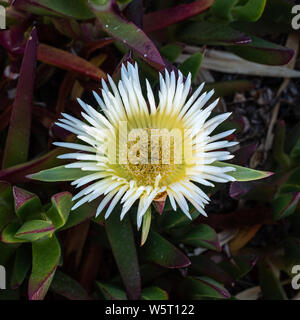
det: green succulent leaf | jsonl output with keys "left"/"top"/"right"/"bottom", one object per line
{"left": 210, "top": 0, "right": 238, "bottom": 21}
{"left": 105, "top": 207, "right": 141, "bottom": 300}
{"left": 214, "top": 161, "right": 272, "bottom": 181}
{"left": 179, "top": 51, "right": 203, "bottom": 82}
{"left": 89, "top": 0, "right": 165, "bottom": 70}
{"left": 96, "top": 281, "right": 127, "bottom": 300}
{"left": 141, "top": 230, "right": 191, "bottom": 268}
{"left": 290, "top": 139, "right": 300, "bottom": 159}
{"left": 190, "top": 255, "right": 234, "bottom": 286}
{"left": 279, "top": 184, "right": 300, "bottom": 194}
{"left": 46, "top": 192, "right": 72, "bottom": 229}
{"left": 180, "top": 224, "right": 220, "bottom": 251}
{"left": 15, "top": 220, "right": 55, "bottom": 241}
{"left": 210, "top": 0, "right": 266, "bottom": 22}
{"left": 204, "top": 80, "right": 254, "bottom": 100}
{"left": 273, "top": 121, "right": 291, "bottom": 169}
{"left": 142, "top": 286, "right": 168, "bottom": 300}
{"left": 180, "top": 276, "right": 231, "bottom": 299}
{"left": 0, "top": 242, "right": 19, "bottom": 265}
{"left": 28, "top": 165, "right": 90, "bottom": 182}
{"left": 279, "top": 167, "right": 300, "bottom": 194}
{"left": 11, "top": 246, "right": 32, "bottom": 289}
{"left": 61, "top": 200, "right": 100, "bottom": 231}
{"left": 272, "top": 192, "right": 300, "bottom": 220}
{"left": 220, "top": 254, "right": 258, "bottom": 280}
{"left": 160, "top": 206, "right": 200, "bottom": 230}
{"left": 231, "top": 0, "right": 266, "bottom": 22}
{"left": 286, "top": 122, "right": 300, "bottom": 154}
{"left": 160, "top": 44, "right": 182, "bottom": 63}
{"left": 1, "top": 222, "right": 25, "bottom": 244}
{"left": 13, "top": 0, "right": 94, "bottom": 19}
{"left": 28, "top": 235, "right": 61, "bottom": 300}
{"left": 259, "top": 261, "right": 287, "bottom": 300}
{"left": 50, "top": 270, "right": 90, "bottom": 300}
{"left": 0, "top": 182, "right": 15, "bottom": 230}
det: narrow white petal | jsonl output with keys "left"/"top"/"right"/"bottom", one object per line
{"left": 53, "top": 142, "right": 95, "bottom": 153}
{"left": 96, "top": 189, "right": 119, "bottom": 217}
{"left": 105, "top": 185, "right": 128, "bottom": 219}
{"left": 209, "top": 129, "right": 236, "bottom": 143}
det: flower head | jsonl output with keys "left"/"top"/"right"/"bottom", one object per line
{"left": 54, "top": 63, "right": 238, "bottom": 228}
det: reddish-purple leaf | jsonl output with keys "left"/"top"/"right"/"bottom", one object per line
{"left": 229, "top": 35, "right": 294, "bottom": 66}
{"left": 178, "top": 21, "right": 251, "bottom": 46}
{"left": 88, "top": 0, "right": 165, "bottom": 70}
{"left": 52, "top": 19, "right": 108, "bottom": 43}
{"left": 163, "top": 58, "right": 187, "bottom": 79}
{"left": 229, "top": 182, "right": 252, "bottom": 200}
{"left": 2, "top": 27, "right": 38, "bottom": 169}
{"left": 83, "top": 37, "right": 115, "bottom": 56}
{"left": 37, "top": 43, "right": 107, "bottom": 81}
{"left": 13, "top": 186, "right": 36, "bottom": 212}
{"left": 0, "top": 148, "right": 67, "bottom": 184}
{"left": 124, "top": 0, "right": 143, "bottom": 28}
{"left": 144, "top": 0, "right": 214, "bottom": 33}
{"left": 13, "top": 186, "right": 42, "bottom": 221}
{"left": 233, "top": 143, "right": 258, "bottom": 166}
{"left": 112, "top": 50, "right": 135, "bottom": 81}
{"left": 230, "top": 182, "right": 276, "bottom": 202}
{"left": 0, "top": 22, "right": 27, "bottom": 55}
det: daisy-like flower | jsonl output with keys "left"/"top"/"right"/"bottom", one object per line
{"left": 54, "top": 62, "right": 238, "bottom": 228}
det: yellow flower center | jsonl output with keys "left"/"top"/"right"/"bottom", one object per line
{"left": 121, "top": 128, "right": 180, "bottom": 186}
{"left": 104, "top": 112, "right": 195, "bottom": 188}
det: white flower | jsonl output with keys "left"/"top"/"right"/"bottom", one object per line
{"left": 54, "top": 62, "right": 238, "bottom": 228}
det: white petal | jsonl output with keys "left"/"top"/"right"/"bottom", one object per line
{"left": 105, "top": 185, "right": 128, "bottom": 219}
{"left": 96, "top": 189, "right": 120, "bottom": 217}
